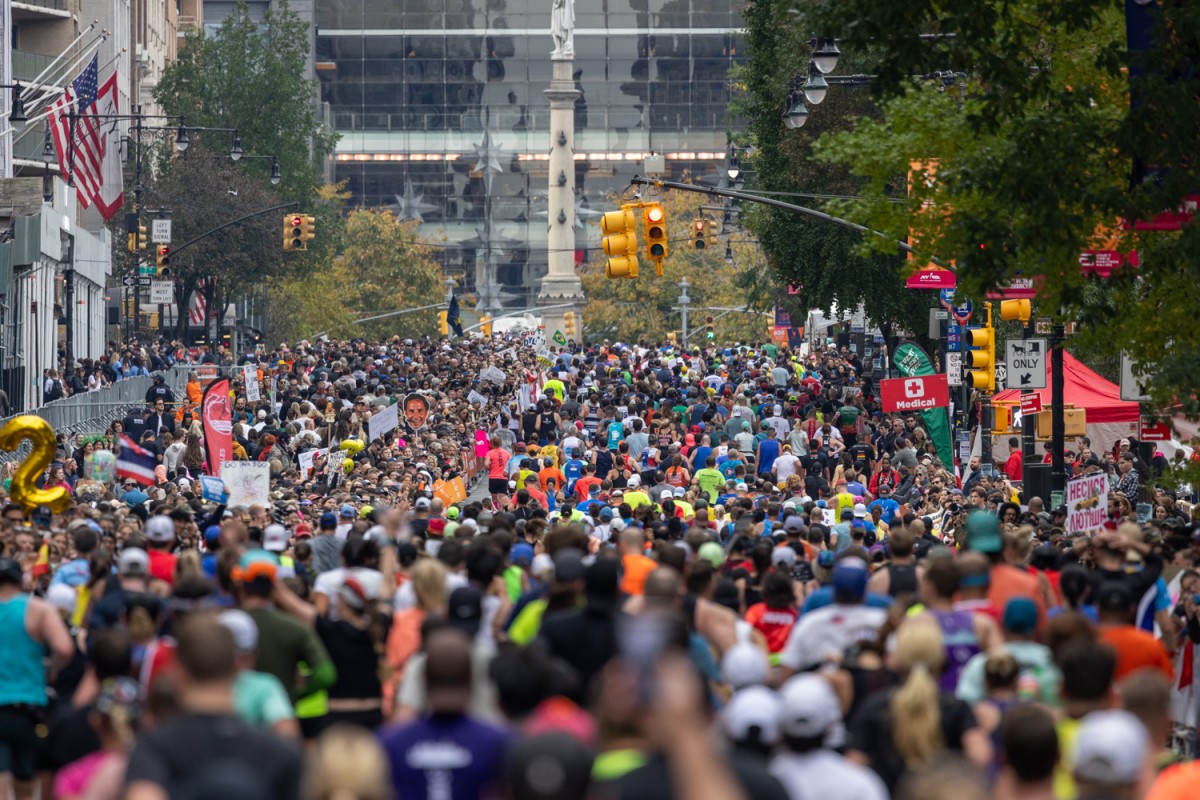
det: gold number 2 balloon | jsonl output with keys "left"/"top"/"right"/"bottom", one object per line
{"left": 0, "top": 416, "right": 71, "bottom": 513}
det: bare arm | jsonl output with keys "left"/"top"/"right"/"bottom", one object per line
{"left": 273, "top": 580, "right": 318, "bottom": 627}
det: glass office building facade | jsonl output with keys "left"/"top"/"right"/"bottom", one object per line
{"left": 316, "top": 0, "right": 747, "bottom": 308}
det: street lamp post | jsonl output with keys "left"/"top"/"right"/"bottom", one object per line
{"left": 678, "top": 277, "right": 691, "bottom": 349}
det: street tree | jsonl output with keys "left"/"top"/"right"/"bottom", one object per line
{"left": 797, "top": 0, "right": 1200, "bottom": 415}
{"left": 736, "top": 0, "right": 937, "bottom": 353}
{"left": 582, "top": 189, "right": 775, "bottom": 344}
{"left": 153, "top": 0, "right": 337, "bottom": 202}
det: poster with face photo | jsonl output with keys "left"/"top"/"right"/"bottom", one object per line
{"left": 403, "top": 392, "right": 431, "bottom": 434}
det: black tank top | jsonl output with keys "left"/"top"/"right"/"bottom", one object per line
{"left": 886, "top": 562, "right": 918, "bottom": 597}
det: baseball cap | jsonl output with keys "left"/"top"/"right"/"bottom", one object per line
{"left": 320, "top": 511, "right": 338, "bottom": 529}
{"left": 263, "top": 524, "right": 289, "bottom": 553}
{"left": 783, "top": 514, "right": 805, "bottom": 533}
{"left": 338, "top": 577, "right": 369, "bottom": 612}
{"left": 294, "top": 522, "right": 313, "bottom": 539}
{"left": 447, "top": 586, "right": 483, "bottom": 636}
{"left": 414, "top": 497, "right": 431, "bottom": 510}
{"left": 721, "top": 686, "right": 782, "bottom": 746}
{"left": 965, "top": 511, "right": 1003, "bottom": 554}
{"left": 599, "top": 507, "right": 614, "bottom": 521}
{"left": 219, "top": 609, "right": 259, "bottom": 653}
{"left": 339, "top": 504, "right": 356, "bottom": 519}
{"left": 46, "top": 583, "right": 77, "bottom": 614}
{"left": 853, "top": 503, "right": 868, "bottom": 519}
{"left": 627, "top": 475, "right": 641, "bottom": 487}
{"left": 511, "top": 543, "right": 534, "bottom": 568}
{"left": 697, "top": 541, "right": 725, "bottom": 568}
{"left": 144, "top": 515, "right": 175, "bottom": 544}
{"left": 673, "top": 486, "right": 686, "bottom": 497}
{"left": 771, "top": 547, "right": 798, "bottom": 570}
{"left": 118, "top": 547, "right": 150, "bottom": 577}
{"left": 660, "top": 490, "right": 673, "bottom": 501}
{"left": 831, "top": 557, "right": 869, "bottom": 600}
{"left": 779, "top": 674, "right": 841, "bottom": 738}
{"left": 1072, "top": 710, "right": 1148, "bottom": 785}
{"left": 446, "top": 506, "right": 460, "bottom": 520}
{"left": 1002, "top": 597, "right": 1039, "bottom": 636}
{"left": 721, "top": 641, "right": 770, "bottom": 690}
{"left": 840, "top": 507, "right": 855, "bottom": 520}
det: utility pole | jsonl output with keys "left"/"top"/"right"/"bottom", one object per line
{"left": 1051, "top": 323, "right": 1066, "bottom": 492}
{"left": 678, "top": 277, "right": 691, "bottom": 349}
{"left": 1021, "top": 320, "right": 1036, "bottom": 464}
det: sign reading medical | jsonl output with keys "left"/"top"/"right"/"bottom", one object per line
{"left": 1005, "top": 338, "right": 1047, "bottom": 389}
{"left": 879, "top": 374, "right": 950, "bottom": 413}
{"left": 1066, "top": 474, "right": 1108, "bottom": 533}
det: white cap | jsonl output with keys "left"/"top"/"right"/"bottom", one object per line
{"left": 853, "top": 503, "right": 868, "bottom": 519}
{"left": 219, "top": 609, "right": 259, "bottom": 653}
{"left": 779, "top": 674, "right": 841, "bottom": 738}
{"left": 531, "top": 553, "right": 555, "bottom": 577}
{"left": 660, "top": 490, "right": 674, "bottom": 501}
{"left": 118, "top": 547, "right": 149, "bottom": 577}
{"left": 721, "top": 641, "right": 769, "bottom": 690}
{"left": 263, "top": 524, "right": 288, "bottom": 553}
{"left": 1073, "top": 710, "right": 1148, "bottom": 785}
{"left": 46, "top": 583, "right": 77, "bottom": 614}
{"left": 144, "top": 515, "right": 175, "bottom": 543}
{"left": 721, "top": 686, "right": 781, "bottom": 746}
{"left": 627, "top": 475, "right": 641, "bottom": 488}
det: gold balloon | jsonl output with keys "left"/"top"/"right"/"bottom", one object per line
{"left": 0, "top": 416, "right": 71, "bottom": 513}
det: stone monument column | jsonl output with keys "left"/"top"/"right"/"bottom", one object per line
{"left": 538, "top": 0, "right": 584, "bottom": 345}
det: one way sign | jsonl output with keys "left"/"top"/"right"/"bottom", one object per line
{"left": 1005, "top": 338, "right": 1047, "bottom": 389}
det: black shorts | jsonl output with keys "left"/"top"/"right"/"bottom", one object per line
{"left": 489, "top": 478, "right": 509, "bottom": 495}
{"left": 0, "top": 706, "right": 41, "bottom": 781}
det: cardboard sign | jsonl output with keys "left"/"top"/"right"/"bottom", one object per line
{"left": 879, "top": 374, "right": 951, "bottom": 413}
{"left": 367, "top": 402, "right": 399, "bottom": 442}
{"left": 220, "top": 462, "right": 271, "bottom": 508}
{"left": 1066, "top": 474, "right": 1108, "bottom": 533}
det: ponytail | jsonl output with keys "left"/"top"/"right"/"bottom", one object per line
{"left": 890, "top": 662, "right": 944, "bottom": 768}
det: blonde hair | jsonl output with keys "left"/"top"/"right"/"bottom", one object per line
{"left": 305, "top": 724, "right": 392, "bottom": 800}
{"left": 411, "top": 558, "right": 448, "bottom": 615}
{"left": 891, "top": 617, "right": 947, "bottom": 769}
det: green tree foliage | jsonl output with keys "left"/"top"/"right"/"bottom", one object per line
{"left": 154, "top": 0, "right": 337, "bottom": 201}
{"left": 582, "top": 189, "right": 775, "bottom": 344}
{"left": 736, "top": 0, "right": 937, "bottom": 351}
{"left": 269, "top": 204, "right": 446, "bottom": 342}
{"left": 802, "top": 0, "right": 1200, "bottom": 415}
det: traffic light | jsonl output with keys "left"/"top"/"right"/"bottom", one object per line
{"left": 705, "top": 316, "right": 714, "bottom": 340}
{"left": 155, "top": 246, "right": 171, "bottom": 278}
{"left": 480, "top": 315, "right": 493, "bottom": 337}
{"left": 438, "top": 310, "right": 449, "bottom": 336}
{"left": 127, "top": 223, "right": 147, "bottom": 253}
{"left": 642, "top": 203, "right": 668, "bottom": 276}
{"left": 601, "top": 207, "right": 639, "bottom": 279}
{"left": 283, "top": 215, "right": 315, "bottom": 251}
{"left": 965, "top": 301, "right": 995, "bottom": 393}
{"left": 563, "top": 312, "right": 577, "bottom": 338}
{"left": 692, "top": 219, "right": 707, "bottom": 250}
{"left": 999, "top": 299, "right": 1031, "bottom": 323}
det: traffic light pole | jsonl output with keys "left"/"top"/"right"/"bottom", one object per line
{"left": 1051, "top": 323, "right": 1066, "bottom": 492}
{"left": 168, "top": 202, "right": 300, "bottom": 258}
{"left": 1021, "top": 320, "right": 1036, "bottom": 466}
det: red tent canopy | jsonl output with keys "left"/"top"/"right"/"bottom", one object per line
{"left": 993, "top": 351, "right": 1138, "bottom": 424}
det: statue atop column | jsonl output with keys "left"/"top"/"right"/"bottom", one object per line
{"left": 551, "top": 0, "right": 574, "bottom": 59}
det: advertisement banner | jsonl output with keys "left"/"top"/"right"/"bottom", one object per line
{"left": 1066, "top": 474, "right": 1109, "bottom": 533}
{"left": 892, "top": 343, "right": 955, "bottom": 467}
{"left": 201, "top": 379, "right": 233, "bottom": 479}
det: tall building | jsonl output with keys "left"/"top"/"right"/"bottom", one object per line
{"left": 316, "top": 0, "right": 747, "bottom": 310}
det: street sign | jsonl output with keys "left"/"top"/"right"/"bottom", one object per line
{"left": 939, "top": 288, "right": 955, "bottom": 307}
{"left": 1119, "top": 353, "right": 1151, "bottom": 402}
{"left": 946, "top": 352, "right": 963, "bottom": 387}
{"left": 121, "top": 276, "right": 152, "bottom": 287}
{"left": 946, "top": 323, "right": 963, "bottom": 352}
{"left": 149, "top": 280, "right": 174, "bottom": 304}
{"left": 151, "top": 219, "right": 172, "bottom": 244}
{"left": 1005, "top": 338, "right": 1047, "bottom": 389}
{"left": 1140, "top": 421, "right": 1170, "bottom": 441}
{"left": 952, "top": 298, "right": 973, "bottom": 325}
{"left": 1020, "top": 394, "right": 1043, "bottom": 416}
{"left": 879, "top": 374, "right": 950, "bottom": 413}
{"left": 138, "top": 265, "right": 156, "bottom": 276}
{"left": 995, "top": 361, "right": 1008, "bottom": 388}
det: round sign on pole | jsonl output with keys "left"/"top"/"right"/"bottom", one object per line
{"left": 952, "top": 299, "right": 974, "bottom": 325}
{"left": 939, "top": 288, "right": 956, "bottom": 311}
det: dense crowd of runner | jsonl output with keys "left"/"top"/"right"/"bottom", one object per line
{"left": 0, "top": 332, "right": 1197, "bottom": 800}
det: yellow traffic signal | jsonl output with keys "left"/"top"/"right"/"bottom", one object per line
{"left": 127, "top": 223, "right": 148, "bottom": 253}
{"left": 438, "top": 310, "right": 449, "bottom": 336}
{"left": 155, "top": 246, "right": 171, "bottom": 278}
{"left": 563, "top": 312, "right": 577, "bottom": 337}
{"left": 601, "top": 207, "right": 639, "bottom": 279}
{"left": 480, "top": 315, "right": 493, "bottom": 337}
{"left": 284, "top": 214, "right": 314, "bottom": 251}
{"left": 965, "top": 301, "right": 995, "bottom": 393}
{"left": 692, "top": 219, "right": 708, "bottom": 250}
{"left": 999, "top": 299, "right": 1031, "bottom": 323}
{"left": 643, "top": 204, "right": 668, "bottom": 276}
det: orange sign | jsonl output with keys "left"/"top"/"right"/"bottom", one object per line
{"left": 433, "top": 477, "right": 467, "bottom": 507}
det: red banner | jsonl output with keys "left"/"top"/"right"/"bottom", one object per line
{"left": 201, "top": 378, "right": 233, "bottom": 478}
{"left": 905, "top": 268, "right": 956, "bottom": 289}
{"left": 879, "top": 374, "right": 950, "bottom": 412}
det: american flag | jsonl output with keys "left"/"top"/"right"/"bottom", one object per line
{"left": 116, "top": 435, "right": 158, "bottom": 486}
{"left": 189, "top": 279, "right": 213, "bottom": 325}
{"left": 47, "top": 57, "right": 123, "bottom": 219}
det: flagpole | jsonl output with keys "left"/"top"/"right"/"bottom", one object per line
{"left": 21, "top": 24, "right": 99, "bottom": 90}
{"left": 18, "top": 41, "right": 110, "bottom": 118}
{"left": 14, "top": 53, "right": 121, "bottom": 144}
